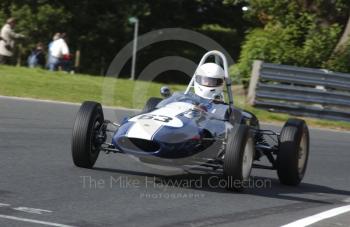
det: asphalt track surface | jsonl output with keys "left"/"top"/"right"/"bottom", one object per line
{"left": 0, "top": 96, "right": 349, "bottom": 227}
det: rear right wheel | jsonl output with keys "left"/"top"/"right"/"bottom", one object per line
{"left": 142, "top": 97, "right": 162, "bottom": 113}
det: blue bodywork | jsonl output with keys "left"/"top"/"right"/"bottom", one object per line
{"left": 112, "top": 92, "right": 234, "bottom": 165}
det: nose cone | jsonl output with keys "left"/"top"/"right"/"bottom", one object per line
{"left": 112, "top": 118, "right": 204, "bottom": 158}
{"left": 153, "top": 121, "right": 200, "bottom": 144}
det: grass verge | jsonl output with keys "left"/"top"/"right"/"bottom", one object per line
{"left": 1, "top": 65, "right": 349, "bottom": 131}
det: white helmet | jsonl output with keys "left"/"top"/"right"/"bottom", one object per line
{"left": 194, "top": 62, "right": 225, "bottom": 99}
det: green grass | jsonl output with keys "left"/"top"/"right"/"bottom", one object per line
{"left": 1, "top": 65, "right": 350, "bottom": 130}
{"left": 0, "top": 65, "right": 185, "bottom": 108}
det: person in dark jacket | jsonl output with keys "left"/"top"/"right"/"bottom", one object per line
{"left": 28, "top": 42, "right": 46, "bottom": 68}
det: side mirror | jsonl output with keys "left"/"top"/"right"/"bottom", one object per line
{"left": 160, "top": 86, "right": 171, "bottom": 98}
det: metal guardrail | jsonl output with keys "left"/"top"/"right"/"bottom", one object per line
{"left": 247, "top": 60, "right": 350, "bottom": 122}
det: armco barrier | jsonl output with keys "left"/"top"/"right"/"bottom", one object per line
{"left": 247, "top": 60, "right": 350, "bottom": 122}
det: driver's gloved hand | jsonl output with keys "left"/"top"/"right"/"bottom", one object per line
{"left": 196, "top": 103, "right": 208, "bottom": 112}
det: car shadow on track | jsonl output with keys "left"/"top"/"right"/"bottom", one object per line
{"left": 93, "top": 167, "right": 350, "bottom": 205}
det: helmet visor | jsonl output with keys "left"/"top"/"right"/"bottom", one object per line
{"left": 195, "top": 75, "right": 224, "bottom": 87}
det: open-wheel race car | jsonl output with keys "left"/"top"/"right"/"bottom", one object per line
{"left": 71, "top": 50, "right": 310, "bottom": 191}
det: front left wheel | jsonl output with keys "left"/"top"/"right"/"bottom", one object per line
{"left": 223, "top": 125, "right": 255, "bottom": 192}
{"left": 72, "top": 101, "right": 104, "bottom": 168}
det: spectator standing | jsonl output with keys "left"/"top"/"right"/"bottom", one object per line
{"left": 0, "top": 18, "right": 25, "bottom": 64}
{"left": 47, "top": 33, "right": 60, "bottom": 68}
{"left": 47, "top": 33, "right": 70, "bottom": 71}
{"left": 58, "top": 33, "right": 72, "bottom": 72}
{"left": 27, "top": 42, "right": 45, "bottom": 68}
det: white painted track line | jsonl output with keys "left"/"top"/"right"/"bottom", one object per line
{"left": 281, "top": 205, "right": 350, "bottom": 227}
{"left": 0, "top": 214, "right": 75, "bottom": 227}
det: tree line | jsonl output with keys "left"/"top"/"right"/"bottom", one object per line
{"left": 0, "top": 0, "right": 247, "bottom": 82}
{"left": 231, "top": 0, "right": 350, "bottom": 85}
{"left": 1, "top": 0, "right": 350, "bottom": 84}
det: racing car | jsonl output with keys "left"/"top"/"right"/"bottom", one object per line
{"left": 71, "top": 50, "right": 310, "bottom": 191}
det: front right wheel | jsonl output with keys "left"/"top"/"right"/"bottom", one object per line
{"left": 72, "top": 101, "right": 104, "bottom": 168}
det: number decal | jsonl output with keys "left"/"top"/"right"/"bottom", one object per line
{"left": 154, "top": 115, "right": 172, "bottom": 122}
{"left": 138, "top": 114, "right": 173, "bottom": 123}
{"left": 138, "top": 114, "right": 154, "bottom": 120}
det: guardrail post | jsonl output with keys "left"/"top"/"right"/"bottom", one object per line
{"left": 247, "top": 60, "right": 263, "bottom": 105}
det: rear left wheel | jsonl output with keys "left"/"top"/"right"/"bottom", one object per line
{"left": 72, "top": 101, "right": 104, "bottom": 168}
{"left": 277, "top": 118, "right": 309, "bottom": 186}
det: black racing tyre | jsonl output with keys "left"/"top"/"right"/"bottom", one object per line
{"left": 72, "top": 101, "right": 104, "bottom": 168}
{"left": 142, "top": 97, "right": 162, "bottom": 113}
{"left": 223, "top": 124, "right": 255, "bottom": 192}
{"left": 277, "top": 118, "right": 309, "bottom": 186}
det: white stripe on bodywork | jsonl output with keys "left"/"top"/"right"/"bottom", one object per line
{"left": 126, "top": 102, "right": 194, "bottom": 140}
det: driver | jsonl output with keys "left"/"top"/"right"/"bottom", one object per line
{"left": 192, "top": 62, "right": 228, "bottom": 116}
{"left": 194, "top": 62, "right": 225, "bottom": 101}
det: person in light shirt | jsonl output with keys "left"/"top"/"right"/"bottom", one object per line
{"left": 47, "top": 33, "right": 60, "bottom": 68}
{"left": 47, "top": 33, "right": 69, "bottom": 71}
{"left": 0, "top": 18, "right": 25, "bottom": 64}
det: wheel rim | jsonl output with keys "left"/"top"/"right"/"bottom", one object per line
{"left": 90, "top": 115, "right": 102, "bottom": 154}
{"left": 242, "top": 137, "right": 254, "bottom": 180}
{"left": 298, "top": 131, "right": 308, "bottom": 174}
